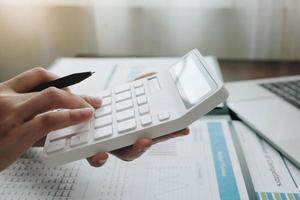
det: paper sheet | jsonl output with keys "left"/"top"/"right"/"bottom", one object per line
{"left": 82, "top": 117, "right": 249, "bottom": 200}
{"left": 0, "top": 150, "right": 90, "bottom": 200}
{"left": 233, "top": 121, "right": 300, "bottom": 200}
{"left": 0, "top": 118, "right": 249, "bottom": 200}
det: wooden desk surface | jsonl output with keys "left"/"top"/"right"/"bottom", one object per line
{"left": 219, "top": 60, "right": 300, "bottom": 82}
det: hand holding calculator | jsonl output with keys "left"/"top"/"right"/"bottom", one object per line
{"left": 43, "top": 49, "right": 229, "bottom": 166}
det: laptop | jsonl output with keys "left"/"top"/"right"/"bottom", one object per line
{"left": 226, "top": 75, "right": 300, "bottom": 168}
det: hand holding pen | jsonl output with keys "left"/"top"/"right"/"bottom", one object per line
{"left": 0, "top": 67, "right": 188, "bottom": 171}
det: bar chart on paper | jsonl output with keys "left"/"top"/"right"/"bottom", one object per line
{"left": 208, "top": 122, "right": 241, "bottom": 200}
{"left": 82, "top": 118, "right": 249, "bottom": 200}
{"left": 256, "top": 192, "right": 300, "bottom": 200}
{"left": 233, "top": 121, "right": 300, "bottom": 200}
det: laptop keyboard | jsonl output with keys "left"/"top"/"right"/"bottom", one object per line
{"left": 260, "top": 80, "right": 300, "bottom": 109}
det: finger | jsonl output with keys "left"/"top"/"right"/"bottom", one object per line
{"left": 152, "top": 128, "right": 189, "bottom": 145}
{"left": 86, "top": 152, "right": 109, "bottom": 167}
{"left": 6, "top": 67, "right": 59, "bottom": 93}
{"left": 17, "top": 87, "right": 92, "bottom": 122}
{"left": 134, "top": 72, "right": 157, "bottom": 80}
{"left": 21, "top": 107, "right": 94, "bottom": 143}
{"left": 80, "top": 95, "right": 102, "bottom": 109}
{"left": 111, "top": 138, "right": 152, "bottom": 161}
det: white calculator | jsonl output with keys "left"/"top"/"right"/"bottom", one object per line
{"left": 43, "top": 49, "right": 229, "bottom": 166}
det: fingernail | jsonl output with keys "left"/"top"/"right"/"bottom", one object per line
{"left": 80, "top": 107, "right": 94, "bottom": 116}
{"left": 97, "top": 159, "right": 107, "bottom": 165}
{"left": 92, "top": 97, "right": 102, "bottom": 107}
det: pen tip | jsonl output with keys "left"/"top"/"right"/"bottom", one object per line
{"left": 91, "top": 71, "right": 95, "bottom": 74}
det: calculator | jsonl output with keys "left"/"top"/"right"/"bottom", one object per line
{"left": 43, "top": 49, "right": 229, "bottom": 166}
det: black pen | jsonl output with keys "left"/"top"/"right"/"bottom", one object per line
{"left": 29, "top": 71, "right": 95, "bottom": 92}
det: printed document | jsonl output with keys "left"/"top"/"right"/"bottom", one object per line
{"left": 233, "top": 121, "right": 300, "bottom": 200}
{"left": 0, "top": 118, "right": 249, "bottom": 200}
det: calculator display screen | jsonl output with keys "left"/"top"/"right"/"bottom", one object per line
{"left": 170, "top": 56, "right": 214, "bottom": 108}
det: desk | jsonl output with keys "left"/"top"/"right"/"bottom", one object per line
{"left": 219, "top": 60, "right": 300, "bottom": 81}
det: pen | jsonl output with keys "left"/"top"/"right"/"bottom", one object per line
{"left": 29, "top": 71, "right": 95, "bottom": 92}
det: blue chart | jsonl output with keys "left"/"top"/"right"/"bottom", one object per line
{"left": 256, "top": 192, "right": 300, "bottom": 200}
{"left": 207, "top": 122, "right": 241, "bottom": 200}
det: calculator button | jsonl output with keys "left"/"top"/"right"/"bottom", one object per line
{"left": 95, "top": 106, "right": 112, "bottom": 118}
{"left": 115, "top": 92, "right": 132, "bottom": 102}
{"left": 49, "top": 122, "right": 89, "bottom": 141}
{"left": 114, "top": 84, "right": 131, "bottom": 94}
{"left": 70, "top": 132, "right": 89, "bottom": 147}
{"left": 102, "top": 97, "right": 112, "bottom": 106}
{"left": 138, "top": 105, "right": 149, "bottom": 115}
{"left": 135, "top": 87, "right": 145, "bottom": 96}
{"left": 117, "top": 119, "right": 137, "bottom": 133}
{"left": 158, "top": 111, "right": 170, "bottom": 121}
{"left": 133, "top": 80, "right": 143, "bottom": 88}
{"left": 94, "top": 126, "right": 113, "bottom": 140}
{"left": 116, "top": 100, "right": 133, "bottom": 112}
{"left": 137, "top": 96, "right": 147, "bottom": 105}
{"left": 140, "top": 115, "right": 152, "bottom": 126}
{"left": 117, "top": 109, "right": 135, "bottom": 122}
{"left": 47, "top": 139, "right": 66, "bottom": 154}
{"left": 98, "top": 90, "right": 111, "bottom": 98}
{"left": 95, "top": 115, "right": 112, "bottom": 129}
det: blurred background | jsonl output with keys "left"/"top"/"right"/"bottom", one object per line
{"left": 0, "top": 0, "right": 300, "bottom": 81}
